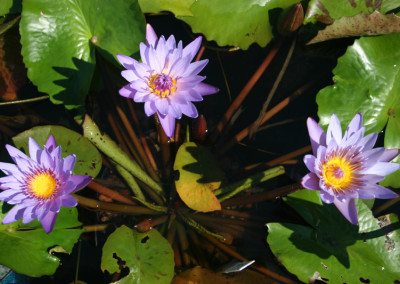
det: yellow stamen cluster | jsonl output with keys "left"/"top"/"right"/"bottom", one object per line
{"left": 148, "top": 73, "right": 176, "bottom": 98}
{"left": 28, "top": 172, "right": 57, "bottom": 199}
{"left": 322, "top": 157, "right": 354, "bottom": 192}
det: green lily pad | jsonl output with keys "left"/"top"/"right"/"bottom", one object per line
{"left": 267, "top": 189, "right": 400, "bottom": 283}
{"left": 20, "top": 0, "right": 145, "bottom": 112}
{"left": 174, "top": 142, "right": 225, "bottom": 212}
{"left": 12, "top": 125, "right": 102, "bottom": 178}
{"left": 101, "top": 225, "right": 174, "bottom": 284}
{"left": 304, "top": 0, "right": 399, "bottom": 24}
{"left": 138, "top": 0, "right": 194, "bottom": 16}
{"left": 0, "top": 203, "right": 84, "bottom": 277}
{"left": 316, "top": 33, "right": 400, "bottom": 187}
{"left": 178, "top": 0, "right": 299, "bottom": 49}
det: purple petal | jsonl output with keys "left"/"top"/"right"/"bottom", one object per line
{"left": 359, "top": 132, "right": 378, "bottom": 151}
{"left": 130, "top": 79, "right": 149, "bottom": 91}
{"left": 22, "top": 205, "right": 36, "bottom": 224}
{"left": 148, "top": 47, "right": 163, "bottom": 73}
{"left": 343, "top": 113, "right": 362, "bottom": 140}
{"left": 132, "top": 60, "right": 151, "bottom": 79}
{"left": 301, "top": 172, "right": 321, "bottom": 191}
{"left": 306, "top": 118, "right": 326, "bottom": 155}
{"left": 146, "top": 24, "right": 158, "bottom": 46}
{"left": 183, "top": 59, "right": 208, "bottom": 77}
{"left": 45, "top": 135, "right": 57, "bottom": 152}
{"left": 168, "top": 102, "right": 182, "bottom": 119}
{"left": 358, "top": 183, "right": 398, "bottom": 199}
{"left": 7, "top": 193, "right": 28, "bottom": 205}
{"left": 13, "top": 157, "right": 33, "bottom": 174}
{"left": 2, "top": 204, "right": 25, "bottom": 224}
{"left": 169, "top": 56, "right": 191, "bottom": 78}
{"left": 178, "top": 75, "right": 206, "bottom": 86}
{"left": 119, "top": 85, "right": 136, "bottom": 99}
{"left": 341, "top": 127, "right": 364, "bottom": 148}
{"left": 29, "top": 137, "right": 42, "bottom": 163}
{"left": 320, "top": 190, "right": 334, "bottom": 203}
{"left": 326, "top": 114, "right": 342, "bottom": 146}
{"left": 158, "top": 113, "right": 176, "bottom": 138}
{"left": 144, "top": 101, "right": 157, "bottom": 116}
{"left": 0, "top": 162, "right": 20, "bottom": 176}
{"left": 49, "top": 198, "right": 61, "bottom": 212}
{"left": 41, "top": 211, "right": 58, "bottom": 234}
{"left": 182, "top": 36, "right": 202, "bottom": 61}
{"left": 121, "top": 70, "right": 140, "bottom": 82}
{"left": 50, "top": 146, "right": 62, "bottom": 162}
{"left": 60, "top": 195, "right": 77, "bottom": 207}
{"left": 133, "top": 91, "right": 150, "bottom": 103}
{"left": 155, "top": 36, "right": 168, "bottom": 68}
{"left": 166, "top": 35, "right": 176, "bottom": 50}
{"left": 361, "top": 162, "right": 400, "bottom": 176}
{"left": 116, "top": 54, "right": 138, "bottom": 70}
{"left": 140, "top": 42, "right": 150, "bottom": 65}
{"left": 66, "top": 175, "right": 92, "bottom": 194}
{"left": 155, "top": 98, "right": 169, "bottom": 116}
{"left": 179, "top": 102, "right": 198, "bottom": 118}
{"left": 5, "top": 144, "right": 28, "bottom": 162}
{"left": 333, "top": 198, "right": 358, "bottom": 225}
{"left": 185, "top": 89, "right": 203, "bottom": 102}
{"left": 0, "top": 190, "right": 21, "bottom": 201}
{"left": 303, "top": 154, "right": 316, "bottom": 173}
{"left": 40, "top": 148, "right": 55, "bottom": 169}
{"left": 63, "top": 154, "right": 76, "bottom": 172}
{"left": 360, "top": 148, "right": 386, "bottom": 169}
{"left": 379, "top": 149, "right": 399, "bottom": 162}
{"left": 192, "top": 82, "right": 219, "bottom": 96}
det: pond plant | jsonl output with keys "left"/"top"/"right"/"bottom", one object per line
{"left": 1, "top": 0, "right": 400, "bottom": 283}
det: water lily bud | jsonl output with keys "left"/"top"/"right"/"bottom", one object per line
{"left": 134, "top": 218, "right": 153, "bottom": 233}
{"left": 277, "top": 3, "right": 304, "bottom": 36}
{"left": 192, "top": 114, "right": 208, "bottom": 142}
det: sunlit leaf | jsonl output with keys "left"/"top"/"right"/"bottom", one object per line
{"left": 316, "top": 33, "right": 400, "bottom": 187}
{"left": 138, "top": 0, "right": 194, "bottom": 16}
{"left": 101, "top": 225, "right": 174, "bottom": 284}
{"left": 12, "top": 125, "right": 102, "bottom": 178}
{"left": 174, "top": 142, "right": 224, "bottom": 212}
{"left": 178, "top": 0, "right": 299, "bottom": 49}
{"left": 0, "top": 204, "right": 83, "bottom": 277}
{"left": 20, "top": 0, "right": 145, "bottom": 112}
{"left": 267, "top": 189, "right": 400, "bottom": 283}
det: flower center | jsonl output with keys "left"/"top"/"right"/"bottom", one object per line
{"left": 149, "top": 73, "right": 176, "bottom": 98}
{"left": 28, "top": 171, "right": 58, "bottom": 199}
{"left": 322, "top": 157, "right": 353, "bottom": 191}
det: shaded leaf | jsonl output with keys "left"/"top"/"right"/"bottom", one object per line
{"left": 138, "top": 0, "right": 194, "bottom": 16}
{"left": 101, "top": 225, "right": 174, "bottom": 284}
{"left": 309, "top": 11, "right": 400, "bottom": 44}
{"left": 12, "top": 125, "right": 102, "bottom": 178}
{"left": 304, "top": 0, "right": 399, "bottom": 24}
{"left": 178, "top": 0, "right": 299, "bottom": 49}
{"left": 174, "top": 142, "right": 224, "bottom": 212}
{"left": 267, "top": 189, "right": 400, "bottom": 283}
{"left": 316, "top": 33, "right": 400, "bottom": 187}
{"left": 0, "top": 204, "right": 83, "bottom": 277}
{"left": 20, "top": 0, "right": 145, "bottom": 111}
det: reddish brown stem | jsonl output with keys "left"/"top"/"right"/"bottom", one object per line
{"left": 373, "top": 196, "right": 400, "bottom": 216}
{"left": 74, "top": 194, "right": 162, "bottom": 215}
{"left": 221, "top": 182, "right": 303, "bottom": 207}
{"left": 190, "top": 213, "right": 262, "bottom": 228}
{"left": 195, "top": 45, "right": 206, "bottom": 62}
{"left": 208, "top": 38, "right": 284, "bottom": 144}
{"left": 87, "top": 180, "right": 135, "bottom": 205}
{"left": 126, "top": 99, "right": 159, "bottom": 174}
{"left": 155, "top": 114, "right": 172, "bottom": 178}
{"left": 116, "top": 105, "right": 160, "bottom": 182}
{"left": 218, "top": 81, "right": 313, "bottom": 156}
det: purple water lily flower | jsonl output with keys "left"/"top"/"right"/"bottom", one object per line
{"left": 0, "top": 135, "right": 92, "bottom": 233}
{"left": 116, "top": 24, "right": 219, "bottom": 138}
{"left": 302, "top": 113, "right": 400, "bottom": 225}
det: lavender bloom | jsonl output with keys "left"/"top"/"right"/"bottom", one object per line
{"left": 302, "top": 113, "right": 400, "bottom": 225}
{"left": 116, "top": 24, "right": 219, "bottom": 138}
{"left": 0, "top": 136, "right": 92, "bottom": 233}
